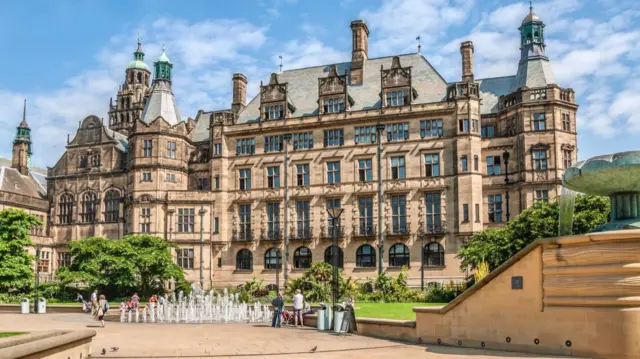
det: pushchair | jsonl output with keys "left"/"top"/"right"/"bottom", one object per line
{"left": 281, "top": 310, "right": 295, "bottom": 326}
{"left": 76, "top": 294, "right": 92, "bottom": 313}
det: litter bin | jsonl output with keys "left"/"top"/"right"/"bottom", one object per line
{"left": 324, "top": 306, "right": 332, "bottom": 330}
{"left": 334, "top": 304, "right": 346, "bottom": 333}
{"left": 20, "top": 298, "right": 30, "bottom": 314}
{"left": 36, "top": 298, "right": 47, "bottom": 314}
{"left": 316, "top": 309, "right": 325, "bottom": 330}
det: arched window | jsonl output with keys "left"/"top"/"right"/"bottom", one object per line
{"left": 236, "top": 249, "right": 253, "bottom": 270}
{"left": 356, "top": 245, "right": 376, "bottom": 268}
{"left": 389, "top": 243, "right": 410, "bottom": 268}
{"left": 424, "top": 242, "right": 445, "bottom": 267}
{"left": 264, "top": 248, "right": 281, "bottom": 270}
{"left": 81, "top": 192, "right": 98, "bottom": 223}
{"left": 293, "top": 246, "right": 312, "bottom": 269}
{"left": 137, "top": 72, "right": 143, "bottom": 83}
{"left": 104, "top": 190, "right": 120, "bottom": 222}
{"left": 324, "top": 245, "right": 343, "bottom": 268}
{"left": 59, "top": 194, "right": 74, "bottom": 224}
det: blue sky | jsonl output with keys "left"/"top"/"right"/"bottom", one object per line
{"left": 0, "top": 0, "right": 639, "bottom": 168}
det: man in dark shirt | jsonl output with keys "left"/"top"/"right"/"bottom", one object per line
{"left": 271, "top": 291, "right": 284, "bottom": 328}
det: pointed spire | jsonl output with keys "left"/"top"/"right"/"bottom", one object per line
{"left": 530, "top": 0, "right": 533, "bottom": 12}
{"left": 154, "top": 44, "right": 173, "bottom": 81}
{"left": 134, "top": 33, "right": 145, "bottom": 61}
{"left": 19, "top": 99, "right": 29, "bottom": 128}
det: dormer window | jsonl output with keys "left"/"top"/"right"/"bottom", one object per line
{"left": 386, "top": 90, "right": 409, "bottom": 107}
{"left": 323, "top": 98, "right": 345, "bottom": 114}
{"left": 264, "top": 104, "right": 284, "bottom": 120}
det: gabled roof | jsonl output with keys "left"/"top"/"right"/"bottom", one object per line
{"left": 103, "top": 126, "right": 129, "bottom": 152}
{"left": 237, "top": 53, "right": 449, "bottom": 124}
{"left": 141, "top": 80, "right": 182, "bottom": 126}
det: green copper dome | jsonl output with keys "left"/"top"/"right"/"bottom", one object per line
{"left": 127, "top": 60, "right": 150, "bottom": 71}
{"left": 154, "top": 45, "right": 173, "bottom": 81}
{"left": 157, "top": 46, "right": 172, "bottom": 64}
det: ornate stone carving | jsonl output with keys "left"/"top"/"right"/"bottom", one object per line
{"left": 260, "top": 73, "right": 287, "bottom": 103}
{"left": 318, "top": 65, "right": 347, "bottom": 96}
{"left": 381, "top": 56, "right": 411, "bottom": 89}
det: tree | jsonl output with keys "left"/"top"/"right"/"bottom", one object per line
{"left": 56, "top": 234, "right": 187, "bottom": 298}
{"left": 0, "top": 209, "right": 41, "bottom": 292}
{"left": 458, "top": 195, "right": 610, "bottom": 271}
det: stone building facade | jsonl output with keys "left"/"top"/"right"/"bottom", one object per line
{"left": 35, "top": 10, "right": 578, "bottom": 288}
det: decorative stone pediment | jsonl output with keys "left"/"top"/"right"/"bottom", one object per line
{"left": 381, "top": 56, "right": 412, "bottom": 89}
{"left": 260, "top": 73, "right": 287, "bottom": 103}
{"left": 561, "top": 143, "right": 576, "bottom": 151}
{"left": 319, "top": 65, "right": 347, "bottom": 96}
{"left": 531, "top": 143, "right": 550, "bottom": 152}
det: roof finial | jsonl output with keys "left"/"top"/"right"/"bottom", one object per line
{"left": 416, "top": 35, "right": 421, "bottom": 53}
{"left": 279, "top": 55, "right": 283, "bottom": 74}
{"left": 529, "top": 0, "right": 533, "bottom": 12}
{"left": 137, "top": 32, "right": 142, "bottom": 44}
{"left": 162, "top": 43, "right": 166, "bottom": 53}
{"left": 23, "top": 98, "right": 26, "bottom": 123}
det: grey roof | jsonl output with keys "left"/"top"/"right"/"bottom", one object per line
{"left": 237, "top": 53, "right": 448, "bottom": 124}
{"left": 190, "top": 111, "right": 212, "bottom": 142}
{"left": 103, "top": 126, "right": 129, "bottom": 152}
{"left": 0, "top": 166, "right": 46, "bottom": 198}
{"left": 522, "top": 11, "right": 542, "bottom": 24}
{"left": 514, "top": 58, "right": 556, "bottom": 90}
{"left": 477, "top": 76, "right": 516, "bottom": 114}
{"left": 141, "top": 80, "right": 182, "bottom": 126}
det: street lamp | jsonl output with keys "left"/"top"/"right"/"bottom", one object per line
{"left": 502, "top": 150, "right": 511, "bottom": 222}
{"left": 327, "top": 207, "right": 344, "bottom": 313}
{"left": 419, "top": 231, "right": 425, "bottom": 291}
{"left": 199, "top": 206, "right": 207, "bottom": 289}
{"left": 375, "top": 123, "right": 385, "bottom": 274}
{"left": 167, "top": 209, "right": 175, "bottom": 242}
{"left": 283, "top": 133, "right": 292, "bottom": 289}
{"left": 34, "top": 245, "right": 41, "bottom": 313}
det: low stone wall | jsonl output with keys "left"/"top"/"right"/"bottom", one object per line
{"left": 302, "top": 314, "right": 417, "bottom": 343}
{"left": 0, "top": 304, "right": 84, "bottom": 314}
{"left": 0, "top": 330, "right": 96, "bottom": 359}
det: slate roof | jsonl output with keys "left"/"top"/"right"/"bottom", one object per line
{"left": 0, "top": 166, "right": 46, "bottom": 198}
{"left": 477, "top": 76, "right": 517, "bottom": 115}
{"left": 141, "top": 80, "right": 182, "bottom": 126}
{"left": 513, "top": 58, "right": 556, "bottom": 90}
{"left": 237, "top": 53, "right": 449, "bottom": 124}
{"left": 103, "top": 126, "right": 129, "bottom": 152}
{"left": 190, "top": 111, "right": 212, "bottom": 143}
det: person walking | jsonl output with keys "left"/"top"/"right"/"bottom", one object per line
{"left": 90, "top": 289, "right": 98, "bottom": 316}
{"left": 131, "top": 293, "right": 140, "bottom": 311}
{"left": 97, "top": 294, "right": 108, "bottom": 328}
{"left": 271, "top": 291, "right": 284, "bottom": 328}
{"left": 293, "top": 289, "right": 304, "bottom": 327}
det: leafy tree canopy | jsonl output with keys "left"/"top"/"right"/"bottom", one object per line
{"left": 0, "top": 209, "right": 41, "bottom": 292}
{"left": 458, "top": 194, "right": 610, "bottom": 271}
{"left": 56, "top": 234, "right": 188, "bottom": 298}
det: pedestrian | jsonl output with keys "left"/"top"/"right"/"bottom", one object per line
{"left": 131, "top": 293, "right": 140, "bottom": 311}
{"left": 97, "top": 294, "right": 108, "bottom": 328}
{"left": 149, "top": 295, "right": 157, "bottom": 315}
{"left": 90, "top": 289, "right": 98, "bottom": 316}
{"left": 293, "top": 289, "right": 304, "bottom": 327}
{"left": 271, "top": 291, "right": 284, "bottom": 328}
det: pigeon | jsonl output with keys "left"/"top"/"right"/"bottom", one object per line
{"left": 310, "top": 346, "right": 317, "bottom": 353}
{"left": 101, "top": 348, "right": 106, "bottom": 355}
{"left": 110, "top": 347, "right": 119, "bottom": 352}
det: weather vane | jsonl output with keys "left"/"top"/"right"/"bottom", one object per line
{"left": 416, "top": 36, "right": 421, "bottom": 53}
{"left": 137, "top": 32, "right": 143, "bottom": 44}
{"left": 279, "top": 55, "right": 283, "bottom": 74}
{"left": 529, "top": 0, "right": 533, "bottom": 12}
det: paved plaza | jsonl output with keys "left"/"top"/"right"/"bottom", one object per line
{"left": 0, "top": 313, "right": 574, "bottom": 359}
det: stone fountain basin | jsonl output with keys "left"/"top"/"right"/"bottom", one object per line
{"left": 563, "top": 151, "right": 640, "bottom": 196}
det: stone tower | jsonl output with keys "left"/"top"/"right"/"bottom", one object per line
{"left": 108, "top": 36, "right": 151, "bottom": 135}
{"left": 12, "top": 99, "right": 32, "bottom": 175}
{"left": 350, "top": 19, "right": 369, "bottom": 85}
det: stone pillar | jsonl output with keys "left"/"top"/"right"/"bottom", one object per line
{"left": 460, "top": 41, "right": 474, "bottom": 83}
{"left": 231, "top": 73, "right": 247, "bottom": 115}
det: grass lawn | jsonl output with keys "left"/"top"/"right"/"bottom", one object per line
{"left": 0, "top": 332, "right": 25, "bottom": 338}
{"left": 354, "top": 302, "right": 445, "bottom": 320}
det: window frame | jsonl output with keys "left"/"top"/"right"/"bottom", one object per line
{"left": 389, "top": 243, "right": 410, "bottom": 268}
{"left": 356, "top": 244, "right": 376, "bottom": 268}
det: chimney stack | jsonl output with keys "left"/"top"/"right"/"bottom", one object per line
{"left": 350, "top": 19, "right": 370, "bottom": 85}
{"left": 460, "top": 41, "right": 474, "bottom": 82}
{"left": 231, "top": 73, "right": 248, "bottom": 115}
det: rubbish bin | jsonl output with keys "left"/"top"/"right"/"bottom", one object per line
{"left": 316, "top": 309, "right": 325, "bottom": 330}
{"left": 36, "top": 298, "right": 47, "bottom": 314}
{"left": 334, "top": 305, "right": 345, "bottom": 333}
{"left": 20, "top": 298, "right": 30, "bottom": 314}
{"left": 324, "top": 306, "right": 332, "bottom": 330}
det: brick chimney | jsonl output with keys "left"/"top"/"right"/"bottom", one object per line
{"left": 350, "top": 19, "right": 369, "bottom": 85}
{"left": 460, "top": 41, "right": 474, "bottom": 83}
{"left": 231, "top": 73, "right": 247, "bottom": 115}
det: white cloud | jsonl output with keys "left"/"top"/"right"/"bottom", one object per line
{"left": 278, "top": 39, "right": 345, "bottom": 70}
{"left": 361, "top": 0, "right": 475, "bottom": 56}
